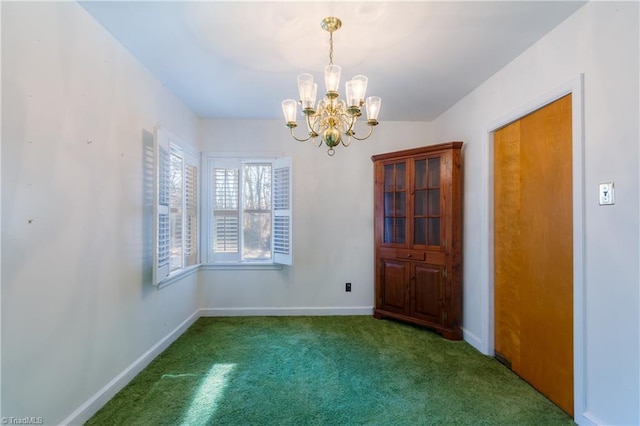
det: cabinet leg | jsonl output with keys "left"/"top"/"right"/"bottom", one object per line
{"left": 439, "top": 328, "right": 463, "bottom": 341}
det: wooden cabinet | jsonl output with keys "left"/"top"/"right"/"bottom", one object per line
{"left": 372, "top": 142, "right": 463, "bottom": 340}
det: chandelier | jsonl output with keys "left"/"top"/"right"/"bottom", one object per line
{"left": 281, "top": 17, "right": 381, "bottom": 156}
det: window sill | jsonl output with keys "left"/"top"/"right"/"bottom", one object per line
{"left": 157, "top": 263, "right": 283, "bottom": 289}
{"left": 200, "top": 263, "right": 283, "bottom": 271}
{"left": 158, "top": 264, "right": 200, "bottom": 289}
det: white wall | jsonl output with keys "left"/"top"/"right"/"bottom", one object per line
{"left": 432, "top": 2, "right": 639, "bottom": 425}
{"left": 198, "top": 119, "right": 434, "bottom": 313}
{"left": 1, "top": 2, "right": 200, "bottom": 424}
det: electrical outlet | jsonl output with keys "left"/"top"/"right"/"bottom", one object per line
{"left": 599, "top": 182, "right": 615, "bottom": 205}
{"left": 345, "top": 282, "right": 352, "bottom": 292}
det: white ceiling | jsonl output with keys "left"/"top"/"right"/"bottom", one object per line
{"left": 79, "top": 1, "right": 586, "bottom": 122}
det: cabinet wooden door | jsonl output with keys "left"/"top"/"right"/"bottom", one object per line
{"left": 379, "top": 258, "right": 408, "bottom": 314}
{"left": 382, "top": 161, "right": 408, "bottom": 246}
{"left": 411, "top": 263, "right": 443, "bottom": 324}
{"left": 412, "top": 156, "right": 442, "bottom": 248}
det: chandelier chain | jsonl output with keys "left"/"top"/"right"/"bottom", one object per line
{"left": 329, "top": 30, "right": 334, "bottom": 65}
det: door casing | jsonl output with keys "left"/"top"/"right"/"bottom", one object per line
{"left": 474, "top": 75, "right": 586, "bottom": 422}
{"left": 493, "top": 94, "right": 574, "bottom": 415}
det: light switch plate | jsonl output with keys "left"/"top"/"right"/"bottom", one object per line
{"left": 599, "top": 182, "right": 614, "bottom": 205}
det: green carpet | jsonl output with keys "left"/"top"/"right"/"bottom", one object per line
{"left": 86, "top": 316, "right": 574, "bottom": 425}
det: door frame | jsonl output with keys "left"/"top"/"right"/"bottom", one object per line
{"left": 479, "top": 75, "right": 586, "bottom": 421}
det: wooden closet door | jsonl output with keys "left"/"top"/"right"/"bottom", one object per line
{"left": 494, "top": 94, "right": 573, "bottom": 415}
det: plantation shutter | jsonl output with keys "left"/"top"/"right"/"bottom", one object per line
{"left": 213, "top": 167, "right": 240, "bottom": 255}
{"left": 185, "top": 162, "right": 198, "bottom": 267}
{"left": 273, "top": 157, "right": 293, "bottom": 265}
{"left": 154, "top": 128, "right": 171, "bottom": 285}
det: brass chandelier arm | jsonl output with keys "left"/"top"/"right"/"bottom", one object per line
{"left": 305, "top": 114, "right": 323, "bottom": 146}
{"left": 288, "top": 126, "right": 314, "bottom": 142}
{"left": 342, "top": 112, "right": 357, "bottom": 134}
{"left": 349, "top": 124, "right": 376, "bottom": 141}
{"left": 339, "top": 113, "right": 356, "bottom": 147}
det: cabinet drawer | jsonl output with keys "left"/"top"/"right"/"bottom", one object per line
{"left": 378, "top": 247, "right": 445, "bottom": 265}
{"left": 395, "top": 249, "right": 426, "bottom": 261}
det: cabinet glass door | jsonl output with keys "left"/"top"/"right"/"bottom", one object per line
{"left": 414, "top": 157, "right": 441, "bottom": 246}
{"left": 383, "top": 162, "right": 406, "bottom": 244}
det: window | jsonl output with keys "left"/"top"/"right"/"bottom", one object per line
{"left": 154, "top": 127, "right": 199, "bottom": 285}
{"left": 204, "top": 155, "right": 292, "bottom": 266}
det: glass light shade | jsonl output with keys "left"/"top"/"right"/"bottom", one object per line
{"left": 324, "top": 65, "right": 341, "bottom": 93}
{"left": 301, "top": 83, "right": 317, "bottom": 109}
{"left": 365, "top": 96, "right": 381, "bottom": 121}
{"left": 282, "top": 99, "right": 297, "bottom": 123}
{"left": 345, "top": 81, "right": 357, "bottom": 107}
{"left": 297, "top": 74, "right": 316, "bottom": 106}
{"left": 351, "top": 75, "right": 368, "bottom": 103}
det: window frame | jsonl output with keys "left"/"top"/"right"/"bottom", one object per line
{"left": 154, "top": 127, "right": 200, "bottom": 286}
{"left": 202, "top": 153, "right": 292, "bottom": 268}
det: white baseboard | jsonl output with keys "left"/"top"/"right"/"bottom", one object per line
{"left": 462, "top": 327, "right": 485, "bottom": 354}
{"left": 579, "top": 411, "right": 602, "bottom": 426}
{"left": 60, "top": 310, "right": 200, "bottom": 426}
{"left": 200, "top": 306, "right": 375, "bottom": 317}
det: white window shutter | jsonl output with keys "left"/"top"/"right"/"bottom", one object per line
{"left": 154, "top": 128, "right": 171, "bottom": 284}
{"left": 212, "top": 168, "right": 240, "bottom": 255}
{"left": 184, "top": 163, "right": 198, "bottom": 267}
{"left": 273, "top": 157, "right": 292, "bottom": 265}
